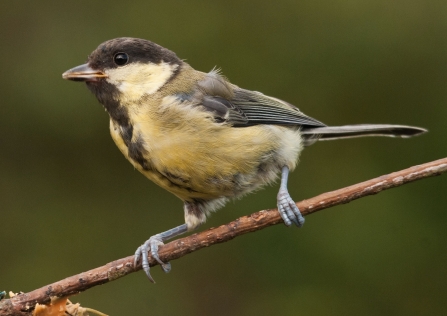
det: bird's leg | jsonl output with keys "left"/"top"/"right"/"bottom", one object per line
{"left": 134, "top": 223, "right": 188, "bottom": 283}
{"left": 277, "top": 166, "right": 305, "bottom": 227}
{"left": 134, "top": 202, "right": 205, "bottom": 283}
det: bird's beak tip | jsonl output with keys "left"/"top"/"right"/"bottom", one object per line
{"left": 62, "top": 63, "right": 107, "bottom": 82}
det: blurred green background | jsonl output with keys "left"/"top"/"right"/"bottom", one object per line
{"left": 1, "top": 0, "right": 446, "bottom": 315}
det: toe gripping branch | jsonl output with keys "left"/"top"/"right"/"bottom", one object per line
{"left": 134, "top": 224, "right": 188, "bottom": 283}
{"left": 277, "top": 166, "right": 305, "bottom": 227}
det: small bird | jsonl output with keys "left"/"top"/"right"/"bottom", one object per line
{"left": 63, "top": 37, "right": 426, "bottom": 282}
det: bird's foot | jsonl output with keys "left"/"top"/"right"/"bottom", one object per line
{"left": 134, "top": 234, "right": 171, "bottom": 283}
{"left": 277, "top": 189, "right": 305, "bottom": 227}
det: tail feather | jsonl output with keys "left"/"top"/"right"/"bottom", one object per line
{"left": 301, "top": 124, "right": 427, "bottom": 146}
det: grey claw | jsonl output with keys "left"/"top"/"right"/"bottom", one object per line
{"left": 134, "top": 244, "right": 156, "bottom": 283}
{"left": 278, "top": 203, "right": 293, "bottom": 226}
{"left": 277, "top": 190, "right": 305, "bottom": 228}
{"left": 161, "top": 262, "right": 171, "bottom": 273}
{"left": 149, "top": 235, "right": 166, "bottom": 266}
{"left": 134, "top": 235, "right": 171, "bottom": 283}
{"left": 134, "top": 248, "right": 141, "bottom": 266}
{"left": 291, "top": 203, "right": 305, "bottom": 227}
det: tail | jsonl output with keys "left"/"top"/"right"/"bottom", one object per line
{"left": 300, "top": 124, "right": 427, "bottom": 146}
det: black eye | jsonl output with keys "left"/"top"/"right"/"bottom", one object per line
{"left": 113, "top": 52, "right": 129, "bottom": 66}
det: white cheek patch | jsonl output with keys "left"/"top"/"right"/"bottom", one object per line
{"left": 105, "top": 62, "right": 178, "bottom": 100}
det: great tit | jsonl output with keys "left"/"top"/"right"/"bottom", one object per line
{"left": 63, "top": 37, "right": 426, "bottom": 282}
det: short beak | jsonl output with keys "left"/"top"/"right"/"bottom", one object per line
{"left": 62, "top": 63, "right": 107, "bottom": 82}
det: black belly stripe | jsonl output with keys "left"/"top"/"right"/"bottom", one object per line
{"left": 127, "top": 134, "right": 151, "bottom": 171}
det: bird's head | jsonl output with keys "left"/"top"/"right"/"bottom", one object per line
{"left": 63, "top": 37, "right": 183, "bottom": 103}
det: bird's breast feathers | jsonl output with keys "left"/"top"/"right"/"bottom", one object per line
{"left": 109, "top": 95, "right": 303, "bottom": 201}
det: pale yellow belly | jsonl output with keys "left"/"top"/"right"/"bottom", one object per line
{"left": 109, "top": 108, "right": 303, "bottom": 202}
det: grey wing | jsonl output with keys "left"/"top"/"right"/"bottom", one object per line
{"left": 230, "top": 89, "right": 326, "bottom": 127}
{"left": 192, "top": 70, "right": 326, "bottom": 128}
{"left": 183, "top": 71, "right": 426, "bottom": 144}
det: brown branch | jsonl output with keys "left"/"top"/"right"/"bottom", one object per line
{"left": 1, "top": 157, "right": 446, "bottom": 316}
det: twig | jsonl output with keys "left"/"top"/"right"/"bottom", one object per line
{"left": 1, "top": 157, "right": 446, "bottom": 316}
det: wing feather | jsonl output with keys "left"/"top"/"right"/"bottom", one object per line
{"left": 189, "top": 70, "right": 326, "bottom": 128}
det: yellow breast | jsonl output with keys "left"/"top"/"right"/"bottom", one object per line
{"left": 110, "top": 94, "right": 303, "bottom": 202}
